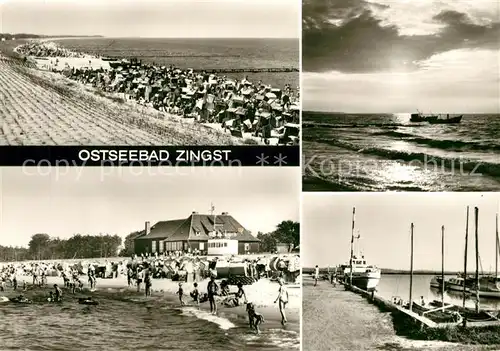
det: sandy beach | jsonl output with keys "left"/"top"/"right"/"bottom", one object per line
{"left": 0, "top": 50, "right": 243, "bottom": 145}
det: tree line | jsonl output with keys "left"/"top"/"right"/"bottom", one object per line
{"left": 0, "top": 220, "right": 299, "bottom": 262}
{"left": 256, "top": 220, "right": 299, "bottom": 253}
{"left": 0, "top": 233, "right": 122, "bottom": 262}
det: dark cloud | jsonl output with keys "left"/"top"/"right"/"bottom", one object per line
{"left": 303, "top": 0, "right": 500, "bottom": 73}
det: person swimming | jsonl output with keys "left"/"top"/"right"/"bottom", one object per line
{"left": 11, "top": 294, "right": 32, "bottom": 304}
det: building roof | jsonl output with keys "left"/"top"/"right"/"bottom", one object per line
{"left": 136, "top": 219, "right": 186, "bottom": 240}
{"left": 135, "top": 213, "right": 260, "bottom": 243}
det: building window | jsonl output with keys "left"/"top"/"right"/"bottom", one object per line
{"left": 159, "top": 241, "right": 164, "bottom": 253}
{"left": 224, "top": 242, "right": 227, "bottom": 247}
{"left": 199, "top": 242, "right": 204, "bottom": 250}
{"left": 244, "top": 243, "right": 250, "bottom": 252}
{"left": 151, "top": 240, "right": 157, "bottom": 253}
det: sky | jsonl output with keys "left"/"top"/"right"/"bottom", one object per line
{"left": 0, "top": 0, "right": 299, "bottom": 38}
{"left": 303, "top": 193, "right": 500, "bottom": 272}
{"left": 0, "top": 167, "right": 299, "bottom": 247}
{"left": 303, "top": 0, "right": 500, "bottom": 113}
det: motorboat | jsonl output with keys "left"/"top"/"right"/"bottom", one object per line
{"left": 339, "top": 256, "right": 381, "bottom": 291}
{"left": 446, "top": 275, "right": 474, "bottom": 292}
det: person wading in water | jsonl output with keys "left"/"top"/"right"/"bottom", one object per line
{"left": 207, "top": 275, "right": 219, "bottom": 315}
{"left": 274, "top": 278, "right": 289, "bottom": 326}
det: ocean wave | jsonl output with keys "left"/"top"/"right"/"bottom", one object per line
{"left": 374, "top": 131, "right": 500, "bottom": 152}
{"left": 241, "top": 329, "right": 299, "bottom": 349}
{"left": 179, "top": 307, "right": 236, "bottom": 330}
{"left": 315, "top": 138, "right": 500, "bottom": 178}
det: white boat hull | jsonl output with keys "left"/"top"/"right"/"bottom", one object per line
{"left": 344, "top": 271, "right": 381, "bottom": 291}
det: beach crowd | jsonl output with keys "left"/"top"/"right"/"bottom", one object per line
{"left": 0, "top": 252, "right": 299, "bottom": 323}
{"left": 15, "top": 41, "right": 300, "bottom": 145}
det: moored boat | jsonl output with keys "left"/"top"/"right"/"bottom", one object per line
{"left": 446, "top": 275, "right": 474, "bottom": 293}
{"left": 430, "top": 275, "right": 445, "bottom": 289}
{"left": 339, "top": 256, "right": 381, "bottom": 291}
{"left": 341, "top": 207, "right": 381, "bottom": 291}
{"left": 475, "top": 276, "right": 500, "bottom": 298}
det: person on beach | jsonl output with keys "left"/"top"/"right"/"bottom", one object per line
{"left": 190, "top": 282, "right": 199, "bottom": 307}
{"left": 207, "top": 275, "right": 219, "bottom": 315}
{"left": 136, "top": 268, "right": 143, "bottom": 292}
{"left": 235, "top": 282, "right": 247, "bottom": 306}
{"left": 12, "top": 274, "right": 18, "bottom": 291}
{"left": 314, "top": 265, "right": 319, "bottom": 286}
{"left": 88, "top": 269, "right": 96, "bottom": 291}
{"left": 48, "top": 291, "right": 54, "bottom": 302}
{"left": 274, "top": 278, "right": 288, "bottom": 326}
{"left": 127, "top": 266, "right": 133, "bottom": 287}
{"left": 144, "top": 270, "right": 152, "bottom": 297}
{"left": 177, "top": 283, "right": 185, "bottom": 306}
{"left": 53, "top": 284, "right": 62, "bottom": 302}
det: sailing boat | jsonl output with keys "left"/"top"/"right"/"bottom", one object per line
{"left": 476, "top": 213, "right": 500, "bottom": 298}
{"left": 339, "top": 207, "right": 381, "bottom": 291}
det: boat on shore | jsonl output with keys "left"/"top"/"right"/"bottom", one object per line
{"left": 428, "top": 115, "right": 463, "bottom": 124}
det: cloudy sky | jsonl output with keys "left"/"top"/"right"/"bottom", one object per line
{"left": 0, "top": 0, "right": 299, "bottom": 38}
{"left": 303, "top": 193, "right": 500, "bottom": 271}
{"left": 303, "top": 0, "right": 500, "bottom": 113}
{"left": 0, "top": 167, "right": 299, "bottom": 247}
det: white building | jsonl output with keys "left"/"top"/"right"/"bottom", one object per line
{"left": 207, "top": 238, "right": 238, "bottom": 256}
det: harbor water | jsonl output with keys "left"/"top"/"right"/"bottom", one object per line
{"left": 377, "top": 274, "right": 500, "bottom": 310}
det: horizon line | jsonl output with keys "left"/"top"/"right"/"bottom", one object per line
{"left": 303, "top": 110, "right": 499, "bottom": 115}
{"left": 1, "top": 34, "right": 299, "bottom": 40}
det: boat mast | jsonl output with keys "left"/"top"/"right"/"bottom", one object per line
{"left": 475, "top": 206, "right": 480, "bottom": 313}
{"left": 441, "top": 225, "right": 445, "bottom": 307}
{"left": 463, "top": 206, "right": 469, "bottom": 308}
{"left": 349, "top": 207, "right": 355, "bottom": 287}
{"left": 409, "top": 223, "right": 414, "bottom": 312}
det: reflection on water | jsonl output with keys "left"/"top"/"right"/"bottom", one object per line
{"left": 377, "top": 274, "right": 500, "bottom": 310}
{"left": 303, "top": 113, "right": 500, "bottom": 191}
